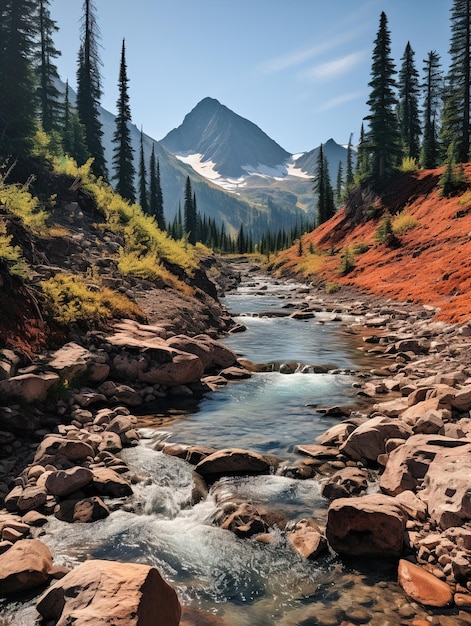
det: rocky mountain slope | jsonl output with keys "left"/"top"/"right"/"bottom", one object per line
{"left": 273, "top": 166, "right": 471, "bottom": 324}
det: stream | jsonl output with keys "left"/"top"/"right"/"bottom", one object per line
{"left": 2, "top": 273, "right": 426, "bottom": 626}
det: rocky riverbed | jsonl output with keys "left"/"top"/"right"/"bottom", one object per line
{"left": 1, "top": 257, "right": 471, "bottom": 625}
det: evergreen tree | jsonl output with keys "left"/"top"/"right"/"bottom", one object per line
{"left": 314, "top": 143, "right": 335, "bottom": 225}
{"left": 336, "top": 161, "right": 344, "bottom": 203}
{"left": 356, "top": 123, "right": 370, "bottom": 178}
{"left": 76, "top": 0, "right": 107, "bottom": 178}
{"left": 0, "top": 0, "right": 39, "bottom": 161}
{"left": 441, "top": 0, "right": 471, "bottom": 163}
{"left": 138, "top": 129, "right": 148, "bottom": 211}
{"left": 36, "top": 0, "right": 63, "bottom": 134}
{"left": 149, "top": 145, "right": 165, "bottom": 229}
{"left": 421, "top": 51, "right": 443, "bottom": 168}
{"left": 112, "top": 39, "right": 135, "bottom": 203}
{"left": 345, "top": 133, "right": 355, "bottom": 190}
{"left": 398, "top": 42, "right": 421, "bottom": 160}
{"left": 184, "top": 176, "right": 197, "bottom": 244}
{"left": 62, "top": 80, "right": 88, "bottom": 165}
{"left": 364, "top": 12, "right": 401, "bottom": 186}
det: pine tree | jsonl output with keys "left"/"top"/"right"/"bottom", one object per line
{"left": 76, "top": 0, "right": 107, "bottom": 178}
{"left": 0, "top": 0, "right": 39, "bottom": 161}
{"left": 36, "top": 0, "right": 63, "bottom": 134}
{"left": 138, "top": 129, "right": 148, "bottom": 212}
{"left": 346, "top": 133, "right": 355, "bottom": 190}
{"left": 421, "top": 51, "right": 443, "bottom": 168}
{"left": 184, "top": 176, "right": 197, "bottom": 244}
{"left": 314, "top": 143, "right": 335, "bottom": 225}
{"left": 398, "top": 42, "right": 421, "bottom": 161}
{"left": 62, "top": 80, "right": 88, "bottom": 165}
{"left": 112, "top": 39, "right": 135, "bottom": 203}
{"left": 149, "top": 145, "right": 165, "bottom": 229}
{"left": 441, "top": 0, "right": 471, "bottom": 163}
{"left": 364, "top": 12, "right": 401, "bottom": 186}
{"left": 336, "top": 161, "right": 344, "bottom": 203}
{"left": 356, "top": 123, "right": 370, "bottom": 178}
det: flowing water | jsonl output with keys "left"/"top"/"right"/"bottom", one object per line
{"left": 1, "top": 276, "right": 425, "bottom": 625}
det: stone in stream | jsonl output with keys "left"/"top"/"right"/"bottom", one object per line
{"left": 36, "top": 559, "right": 181, "bottom": 626}
{"left": 398, "top": 559, "right": 453, "bottom": 607}
{"left": 287, "top": 518, "right": 328, "bottom": 560}
{"left": 195, "top": 448, "right": 270, "bottom": 479}
{"left": 0, "top": 539, "right": 53, "bottom": 595}
{"left": 326, "top": 493, "right": 407, "bottom": 557}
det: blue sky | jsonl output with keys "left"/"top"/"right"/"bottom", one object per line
{"left": 50, "top": 0, "right": 451, "bottom": 154}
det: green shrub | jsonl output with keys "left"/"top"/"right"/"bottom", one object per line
{"left": 325, "top": 281, "right": 340, "bottom": 294}
{"left": 41, "top": 273, "right": 143, "bottom": 325}
{"left": 0, "top": 220, "right": 27, "bottom": 276}
{"left": 375, "top": 215, "right": 393, "bottom": 243}
{"left": 399, "top": 157, "right": 418, "bottom": 172}
{"left": 352, "top": 242, "right": 370, "bottom": 254}
{"left": 338, "top": 247, "right": 355, "bottom": 276}
{"left": 391, "top": 210, "right": 418, "bottom": 234}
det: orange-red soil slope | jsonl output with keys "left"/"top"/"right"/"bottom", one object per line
{"left": 275, "top": 167, "right": 471, "bottom": 324}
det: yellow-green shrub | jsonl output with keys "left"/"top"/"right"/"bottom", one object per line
{"left": 399, "top": 157, "right": 418, "bottom": 173}
{"left": 41, "top": 273, "right": 142, "bottom": 325}
{"left": 0, "top": 181, "right": 49, "bottom": 234}
{"left": 0, "top": 220, "right": 27, "bottom": 276}
{"left": 391, "top": 210, "right": 419, "bottom": 234}
{"left": 296, "top": 253, "right": 324, "bottom": 278}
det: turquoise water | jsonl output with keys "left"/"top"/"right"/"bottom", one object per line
{"left": 1, "top": 276, "right": 420, "bottom": 626}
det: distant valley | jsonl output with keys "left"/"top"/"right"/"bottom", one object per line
{"left": 97, "top": 93, "right": 351, "bottom": 238}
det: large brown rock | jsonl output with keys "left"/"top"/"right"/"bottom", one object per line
{"left": 194, "top": 334, "right": 237, "bottom": 369}
{"left": 166, "top": 335, "right": 213, "bottom": 370}
{"left": 54, "top": 497, "right": 110, "bottom": 523}
{"left": 321, "top": 467, "right": 369, "bottom": 500}
{"left": 45, "top": 467, "right": 94, "bottom": 498}
{"left": 91, "top": 468, "right": 133, "bottom": 498}
{"left": 0, "top": 372, "right": 60, "bottom": 403}
{"left": 326, "top": 494, "right": 407, "bottom": 557}
{"left": 36, "top": 559, "right": 181, "bottom": 626}
{"left": 421, "top": 443, "right": 471, "bottom": 529}
{"left": 0, "top": 539, "right": 53, "bottom": 595}
{"left": 49, "top": 342, "right": 108, "bottom": 383}
{"left": 287, "top": 518, "right": 328, "bottom": 560}
{"left": 398, "top": 559, "right": 453, "bottom": 607}
{"left": 380, "top": 434, "right": 468, "bottom": 496}
{"left": 219, "top": 502, "right": 268, "bottom": 538}
{"left": 339, "top": 415, "right": 412, "bottom": 464}
{"left": 34, "top": 435, "right": 95, "bottom": 464}
{"left": 195, "top": 448, "right": 270, "bottom": 479}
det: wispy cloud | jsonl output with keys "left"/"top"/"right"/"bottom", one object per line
{"left": 315, "top": 90, "right": 365, "bottom": 112}
{"left": 303, "top": 50, "right": 368, "bottom": 82}
{"left": 260, "top": 34, "right": 353, "bottom": 74}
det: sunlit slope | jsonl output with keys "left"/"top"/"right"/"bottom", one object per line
{"left": 273, "top": 167, "right": 471, "bottom": 323}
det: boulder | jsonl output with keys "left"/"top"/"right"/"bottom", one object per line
{"left": 54, "top": 497, "right": 110, "bottom": 523}
{"left": 421, "top": 443, "right": 471, "bottom": 529}
{"left": 34, "top": 435, "right": 95, "bottom": 464}
{"left": 138, "top": 351, "right": 204, "bottom": 386}
{"left": 194, "top": 334, "right": 237, "bottom": 369}
{"left": 91, "top": 468, "right": 133, "bottom": 498}
{"left": 316, "top": 422, "right": 356, "bottom": 446}
{"left": 195, "top": 448, "right": 270, "bottom": 479}
{"left": 398, "top": 559, "right": 453, "bottom": 607}
{"left": 219, "top": 502, "right": 268, "bottom": 538}
{"left": 48, "top": 342, "right": 103, "bottom": 383}
{"left": 452, "top": 385, "right": 471, "bottom": 412}
{"left": 0, "top": 539, "right": 53, "bottom": 595}
{"left": 326, "top": 494, "right": 407, "bottom": 557}
{"left": 321, "top": 467, "right": 369, "bottom": 500}
{"left": 97, "top": 382, "right": 142, "bottom": 407}
{"left": 380, "top": 434, "right": 468, "bottom": 496}
{"left": 36, "top": 559, "right": 181, "bottom": 626}
{"left": 17, "top": 485, "right": 47, "bottom": 512}
{"left": 166, "top": 335, "right": 213, "bottom": 370}
{"left": 0, "top": 372, "right": 60, "bottom": 403}
{"left": 339, "top": 415, "right": 412, "bottom": 464}
{"left": 287, "top": 518, "right": 328, "bottom": 559}
{"left": 401, "top": 397, "right": 452, "bottom": 427}
{"left": 45, "top": 467, "right": 94, "bottom": 498}
{"left": 160, "top": 442, "right": 216, "bottom": 465}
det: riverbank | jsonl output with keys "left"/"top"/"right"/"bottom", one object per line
{"left": 1, "top": 257, "right": 471, "bottom": 625}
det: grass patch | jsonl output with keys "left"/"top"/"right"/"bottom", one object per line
{"left": 40, "top": 273, "right": 143, "bottom": 325}
{"left": 391, "top": 210, "right": 419, "bottom": 234}
{"left": 296, "top": 253, "right": 324, "bottom": 278}
{"left": 0, "top": 219, "right": 27, "bottom": 276}
{"left": 325, "top": 281, "right": 341, "bottom": 294}
{"left": 0, "top": 179, "right": 49, "bottom": 235}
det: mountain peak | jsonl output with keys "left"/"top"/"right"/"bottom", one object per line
{"left": 161, "top": 98, "right": 290, "bottom": 178}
